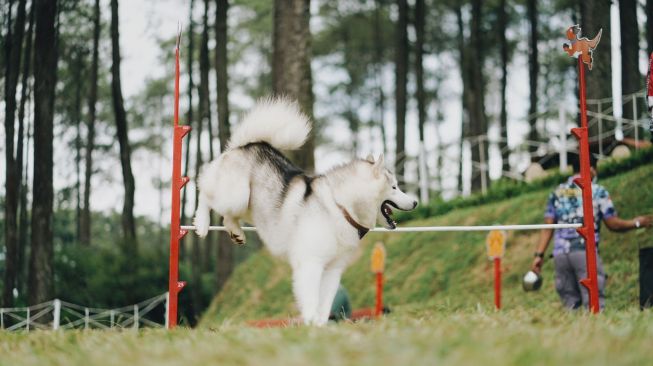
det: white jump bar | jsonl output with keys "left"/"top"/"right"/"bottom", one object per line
{"left": 180, "top": 223, "right": 582, "bottom": 233}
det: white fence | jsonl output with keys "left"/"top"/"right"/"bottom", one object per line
{"left": 0, "top": 293, "right": 168, "bottom": 331}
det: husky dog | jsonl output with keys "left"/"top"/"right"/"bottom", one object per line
{"left": 194, "top": 98, "right": 416, "bottom": 325}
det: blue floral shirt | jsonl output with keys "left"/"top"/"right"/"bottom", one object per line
{"left": 545, "top": 175, "right": 616, "bottom": 256}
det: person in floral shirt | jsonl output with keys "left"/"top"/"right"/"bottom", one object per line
{"left": 531, "top": 156, "right": 652, "bottom": 310}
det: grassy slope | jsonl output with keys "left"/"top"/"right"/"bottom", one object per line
{"left": 202, "top": 163, "right": 653, "bottom": 324}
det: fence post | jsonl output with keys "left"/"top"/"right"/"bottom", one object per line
{"left": 633, "top": 93, "right": 639, "bottom": 148}
{"left": 559, "top": 104, "right": 568, "bottom": 172}
{"left": 133, "top": 305, "right": 139, "bottom": 330}
{"left": 479, "top": 137, "right": 487, "bottom": 195}
{"left": 26, "top": 308, "right": 30, "bottom": 331}
{"left": 418, "top": 140, "right": 429, "bottom": 204}
{"left": 84, "top": 308, "right": 89, "bottom": 329}
{"left": 52, "top": 299, "right": 61, "bottom": 330}
{"left": 164, "top": 292, "right": 170, "bottom": 329}
{"left": 110, "top": 310, "right": 115, "bottom": 328}
{"left": 1, "top": 309, "right": 4, "bottom": 329}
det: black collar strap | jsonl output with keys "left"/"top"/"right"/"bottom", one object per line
{"left": 336, "top": 203, "right": 369, "bottom": 239}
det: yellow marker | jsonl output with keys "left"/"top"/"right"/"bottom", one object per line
{"left": 486, "top": 230, "right": 507, "bottom": 259}
{"left": 371, "top": 242, "right": 386, "bottom": 273}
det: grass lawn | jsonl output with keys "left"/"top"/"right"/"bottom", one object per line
{"left": 2, "top": 307, "right": 653, "bottom": 366}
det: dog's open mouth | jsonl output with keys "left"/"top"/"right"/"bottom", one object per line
{"left": 381, "top": 200, "right": 398, "bottom": 229}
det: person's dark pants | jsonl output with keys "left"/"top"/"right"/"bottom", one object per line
{"left": 640, "top": 247, "right": 653, "bottom": 309}
{"left": 554, "top": 251, "right": 606, "bottom": 310}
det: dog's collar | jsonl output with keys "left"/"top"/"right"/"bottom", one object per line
{"left": 336, "top": 203, "right": 369, "bottom": 239}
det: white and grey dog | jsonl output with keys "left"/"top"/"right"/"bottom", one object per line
{"left": 194, "top": 98, "right": 416, "bottom": 325}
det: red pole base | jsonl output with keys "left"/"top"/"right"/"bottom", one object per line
{"left": 375, "top": 272, "right": 383, "bottom": 317}
{"left": 494, "top": 257, "right": 501, "bottom": 310}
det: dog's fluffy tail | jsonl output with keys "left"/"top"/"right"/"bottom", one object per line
{"left": 193, "top": 194, "right": 211, "bottom": 238}
{"left": 227, "top": 97, "right": 311, "bottom": 150}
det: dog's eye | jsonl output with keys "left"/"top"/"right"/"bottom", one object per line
{"left": 392, "top": 186, "right": 397, "bottom": 190}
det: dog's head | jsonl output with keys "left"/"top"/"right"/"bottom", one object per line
{"left": 363, "top": 154, "right": 417, "bottom": 229}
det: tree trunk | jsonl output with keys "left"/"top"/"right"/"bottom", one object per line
{"left": 341, "top": 23, "right": 358, "bottom": 155}
{"left": 455, "top": 5, "right": 469, "bottom": 195}
{"left": 469, "top": 0, "right": 488, "bottom": 193}
{"left": 272, "top": 0, "right": 314, "bottom": 171}
{"left": 3, "top": 0, "right": 27, "bottom": 308}
{"left": 199, "top": 0, "right": 213, "bottom": 273}
{"left": 215, "top": 0, "right": 234, "bottom": 293}
{"left": 394, "top": 0, "right": 408, "bottom": 178}
{"left": 619, "top": 0, "right": 642, "bottom": 138}
{"left": 644, "top": 0, "right": 653, "bottom": 57}
{"left": 28, "top": 0, "right": 58, "bottom": 306}
{"left": 180, "top": 0, "right": 195, "bottom": 255}
{"left": 15, "top": 0, "right": 33, "bottom": 299}
{"left": 73, "top": 49, "right": 84, "bottom": 244}
{"left": 80, "top": 0, "right": 100, "bottom": 247}
{"left": 580, "top": 0, "right": 611, "bottom": 137}
{"left": 498, "top": 0, "right": 509, "bottom": 173}
{"left": 527, "top": 0, "right": 538, "bottom": 153}
{"left": 414, "top": 0, "right": 428, "bottom": 197}
{"left": 110, "top": 0, "right": 138, "bottom": 254}
{"left": 373, "top": 0, "right": 387, "bottom": 155}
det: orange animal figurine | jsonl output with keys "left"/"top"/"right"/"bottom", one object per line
{"left": 562, "top": 25, "right": 602, "bottom": 70}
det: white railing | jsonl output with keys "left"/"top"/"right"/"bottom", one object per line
{"left": 0, "top": 293, "right": 168, "bottom": 331}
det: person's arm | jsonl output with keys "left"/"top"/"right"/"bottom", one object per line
{"left": 604, "top": 215, "right": 653, "bottom": 232}
{"left": 531, "top": 217, "right": 555, "bottom": 274}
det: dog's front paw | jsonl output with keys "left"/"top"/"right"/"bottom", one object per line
{"left": 229, "top": 232, "right": 246, "bottom": 245}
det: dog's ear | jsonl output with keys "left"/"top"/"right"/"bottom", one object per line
{"left": 373, "top": 153, "right": 385, "bottom": 175}
{"left": 365, "top": 153, "right": 375, "bottom": 163}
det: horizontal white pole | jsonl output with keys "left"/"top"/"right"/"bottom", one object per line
{"left": 180, "top": 223, "right": 581, "bottom": 233}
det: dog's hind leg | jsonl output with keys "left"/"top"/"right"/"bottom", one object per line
{"left": 206, "top": 155, "right": 251, "bottom": 245}
{"left": 224, "top": 216, "right": 246, "bottom": 245}
{"left": 291, "top": 260, "right": 324, "bottom": 326}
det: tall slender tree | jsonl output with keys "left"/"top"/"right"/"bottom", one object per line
{"left": 414, "top": 0, "right": 428, "bottom": 197}
{"left": 73, "top": 48, "right": 84, "bottom": 243}
{"left": 373, "top": 0, "right": 387, "bottom": 154}
{"left": 80, "top": 0, "right": 100, "bottom": 246}
{"left": 647, "top": 0, "right": 653, "bottom": 55}
{"left": 272, "top": 0, "right": 314, "bottom": 170}
{"left": 579, "top": 0, "right": 611, "bottom": 137}
{"left": 28, "top": 0, "right": 59, "bottom": 306}
{"left": 619, "top": 0, "right": 641, "bottom": 138}
{"left": 527, "top": 0, "right": 538, "bottom": 152}
{"left": 110, "top": 0, "right": 138, "bottom": 253}
{"left": 498, "top": 0, "right": 509, "bottom": 173}
{"left": 3, "top": 0, "right": 27, "bottom": 307}
{"left": 469, "top": 0, "right": 488, "bottom": 192}
{"left": 180, "top": 0, "right": 195, "bottom": 251}
{"left": 215, "top": 0, "right": 234, "bottom": 293}
{"left": 16, "top": 0, "right": 35, "bottom": 295}
{"left": 455, "top": 4, "right": 469, "bottom": 195}
{"left": 199, "top": 0, "right": 213, "bottom": 272}
{"left": 394, "top": 0, "right": 408, "bottom": 178}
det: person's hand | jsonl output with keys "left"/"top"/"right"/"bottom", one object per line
{"left": 633, "top": 215, "right": 653, "bottom": 229}
{"left": 531, "top": 256, "right": 543, "bottom": 274}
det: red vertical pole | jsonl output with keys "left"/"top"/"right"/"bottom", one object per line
{"left": 571, "top": 58, "right": 600, "bottom": 314}
{"left": 168, "top": 31, "right": 191, "bottom": 328}
{"left": 375, "top": 272, "right": 383, "bottom": 317}
{"left": 493, "top": 257, "right": 501, "bottom": 310}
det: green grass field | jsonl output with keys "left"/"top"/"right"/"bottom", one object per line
{"left": 2, "top": 163, "right": 653, "bottom": 366}
{"left": 2, "top": 308, "right": 653, "bottom": 365}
